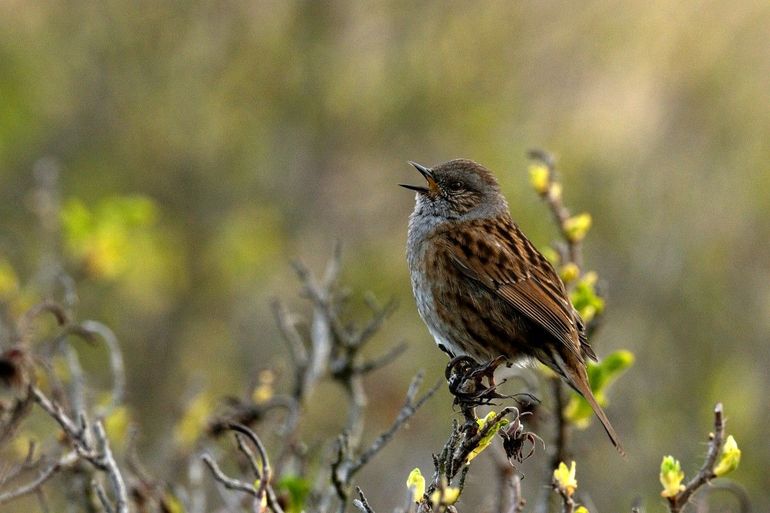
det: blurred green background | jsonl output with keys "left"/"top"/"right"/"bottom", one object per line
{"left": 1, "top": 1, "right": 768, "bottom": 511}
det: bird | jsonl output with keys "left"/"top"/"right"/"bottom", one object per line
{"left": 401, "top": 158, "right": 623, "bottom": 453}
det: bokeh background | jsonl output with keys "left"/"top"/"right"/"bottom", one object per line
{"left": 1, "top": 1, "right": 768, "bottom": 511}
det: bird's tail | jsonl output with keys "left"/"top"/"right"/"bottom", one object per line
{"left": 558, "top": 357, "right": 626, "bottom": 457}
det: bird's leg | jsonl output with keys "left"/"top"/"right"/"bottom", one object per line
{"left": 471, "top": 355, "right": 508, "bottom": 387}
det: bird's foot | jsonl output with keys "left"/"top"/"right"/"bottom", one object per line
{"left": 445, "top": 355, "right": 509, "bottom": 409}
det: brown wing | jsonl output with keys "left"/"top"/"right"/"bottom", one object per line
{"left": 438, "top": 218, "right": 586, "bottom": 361}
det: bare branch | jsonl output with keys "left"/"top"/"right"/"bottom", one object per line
{"left": 228, "top": 424, "right": 273, "bottom": 509}
{"left": 352, "top": 487, "right": 376, "bottom": 513}
{"left": 235, "top": 433, "right": 263, "bottom": 479}
{"left": 291, "top": 258, "right": 335, "bottom": 396}
{"left": 351, "top": 373, "right": 440, "bottom": 474}
{"left": 92, "top": 421, "right": 128, "bottom": 513}
{"left": 271, "top": 299, "right": 309, "bottom": 397}
{"left": 201, "top": 454, "right": 258, "bottom": 496}
{"left": 354, "top": 342, "right": 408, "bottom": 375}
{"left": 80, "top": 321, "right": 126, "bottom": 413}
{"left": 204, "top": 424, "right": 285, "bottom": 513}
{"left": 527, "top": 149, "right": 583, "bottom": 269}
{"left": 349, "top": 299, "right": 397, "bottom": 348}
{"left": 554, "top": 485, "right": 575, "bottom": 513}
{"left": 0, "top": 390, "right": 34, "bottom": 450}
{"left": 208, "top": 395, "right": 299, "bottom": 437}
{"left": 17, "top": 302, "right": 69, "bottom": 344}
{"left": 30, "top": 385, "right": 84, "bottom": 443}
{"left": 549, "top": 377, "right": 570, "bottom": 478}
{"left": 0, "top": 452, "right": 78, "bottom": 504}
{"left": 666, "top": 403, "right": 727, "bottom": 513}
{"left": 62, "top": 343, "right": 86, "bottom": 417}
{"left": 28, "top": 386, "right": 128, "bottom": 512}
{"left": 92, "top": 479, "right": 115, "bottom": 513}
{"left": 495, "top": 446, "right": 525, "bottom": 513}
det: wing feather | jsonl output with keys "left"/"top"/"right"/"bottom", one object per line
{"left": 439, "top": 220, "right": 585, "bottom": 360}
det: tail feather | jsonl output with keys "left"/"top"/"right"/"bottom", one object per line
{"left": 549, "top": 350, "right": 626, "bottom": 457}
{"left": 568, "top": 367, "right": 626, "bottom": 457}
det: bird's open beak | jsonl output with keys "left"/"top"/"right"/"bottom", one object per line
{"left": 399, "top": 161, "right": 438, "bottom": 194}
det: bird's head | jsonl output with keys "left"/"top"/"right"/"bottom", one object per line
{"left": 400, "top": 159, "right": 508, "bottom": 220}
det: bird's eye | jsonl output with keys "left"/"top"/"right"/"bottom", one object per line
{"left": 447, "top": 181, "right": 464, "bottom": 192}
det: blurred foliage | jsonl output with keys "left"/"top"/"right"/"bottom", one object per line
{"left": 174, "top": 390, "right": 214, "bottom": 451}
{"left": 569, "top": 271, "right": 605, "bottom": 323}
{"left": 0, "top": 0, "right": 768, "bottom": 511}
{"left": 61, "top": 195, "right": 158, "bottom": 279}
{"left": 278, "top": 475, "right": 312, "bottom": 513}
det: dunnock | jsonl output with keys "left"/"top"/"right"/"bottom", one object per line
{"left": 402, "top": 159, "right": 623, "bottom": 453}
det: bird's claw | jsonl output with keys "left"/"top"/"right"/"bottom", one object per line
{"left": 445, "top": 355, "right": 510, "bottom": 408}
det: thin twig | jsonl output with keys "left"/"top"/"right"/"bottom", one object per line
{"left": 549, "top": 377, "right": 570, "bottom": 475}
{"left": 495, "top": 446, "right": 525, "bottom": 513}
{"left": 666, "top": 403, "right": 726, "bottom": 513}
{"left": 0, "top": 452, "right": 78, "bottom": 504}
{"left": 62, "top": 343, "right": 86, "bottom": 419}
{"left": 344, "top": 374, "right": 367, "bottom": 448}
{"left": 80, "top": 321, "right": 126, "bottom": 413}
{"left": 291, "top": 259, "right": 334, "bottom": 398}
{"left": 235, "top": 433, "right": 263, "bottom": 480}
{"left": 92, "top": 421, "right": 128, "bottom": 513}
{"left": 271, "top": 299, "right": 309, "bottom": 399}
{"left": 349, "top": 299, "right": 397, "bottom": 348}
{"left": 354, "top": 342, "right": 408, "bottom": 375}
{"left": 0, "top": 391, "right": 34, "bottom": 450}
{"left": 92, "top": 479, "right": 115, "bottom": 513}
{"left": 201, "top": 454, "right": 258, "bottom": 496}
{"left": 204, "top": 424, "right": 285, "bottom": 513}
{"left": 17, "top": 302, "right": 69, "bottom": 345}
{"left": 28, "top": 385, "right": 128, "bottom": 512}
{"left": 228, "top": 424, "right": 284, "bottom": 513}
{"left": 352, "top": 486, "right": 376, "bottom": 513}
{"left": 30, "top": 386, "right": 84, "bottom": 443}
{"left": 351, "top": 373, "right": 440, "bottom": 474}
{"left": 555, "top": 487, "right": 575, "bottom": 513}
{"left": 527, "top": 149, "right": 583, "bottom": 269}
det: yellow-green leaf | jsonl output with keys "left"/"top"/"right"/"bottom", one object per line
{"left": 660, "top": 455, "right": 685, "bottom": 498}
{"left": 467, "top": 411, "right": 509, "bottom": 462}
{"left": 406, "top": 468, "right": 425, "bottom": 502}
{"left": 0, "top": 257, "right": 19, "bottom": 299}
{"left": 569, "top": 271, "right": 604, "bottom": 323}
{"left": 528, "top": 163, "right": 550, "bottom": 194}
{"left": 563, "top": 213, "right": 592, "bottom": 242}
{"left": 559, "top": 262, "right": 580, "bottom": 283}
{"left": 174, "top": 392, "right": 213, "bottom": 450}
{"left": 553, "top": 461, "right": 577, "bottom": 497}
{"left": 714, "top": 435, "right": 741, "bottom": 477}
{"left": 430, "top": 486, "right": 460, "bottom": 506}
{"left": 104, "top": 406, "right": 130, "bottom": 446}
{"left": 277, "top": 475, "right": 311, "bottom": 513}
